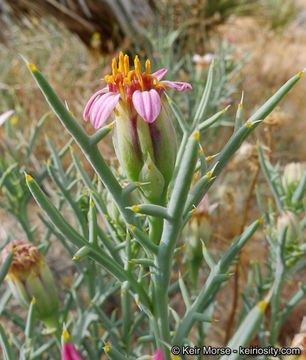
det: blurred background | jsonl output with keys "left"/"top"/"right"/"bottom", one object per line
{"left": 0, "top": 0, "right": 305, "bottom": 354}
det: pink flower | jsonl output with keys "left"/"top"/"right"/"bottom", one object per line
{"left": 83, "top": 52, "right": 192, "bottom": 128}
{"left": 152, "top": 349, "right": 164, "bottom": 360}
{"left": 61, "top": 343, "right": 83, "bottom": 360}
{"left": 0, "top": 110, "right": 14, "bottom": 126}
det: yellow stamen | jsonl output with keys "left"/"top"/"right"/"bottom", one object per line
{"left": 105, "top": 75, "right": 115, "bottom": 84}
{"left": 156, "top": 82, "right": 167, "bottom": 89}
{"left": 145, "top": 59, "right": 151, "bottom": 75}
{"left": 128, "top": 71, "right": 134, "bottom": 84}
{"left": 134, "top": 55, "right": 144, "bottom": 91}
{"left": 114, "top": 109, "right": 120, "bottom": 117}
{"left": 112, "top": 58, "right": 118, "bottom": 77}
{"left": 119, "top": 82, "right": 125, "bottom": 99}
{"left": 124, "top": 54, "right": 129, "bottom": 75}
{"left": 118, "top": 52, "right": 124, "bottom": 73}
{"left": 134, "top": 55, "right": 141, "bottom": 75}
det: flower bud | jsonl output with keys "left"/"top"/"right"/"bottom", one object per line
{"left": 282, "top": 163, "right": 304, "bottom": 197}
{"left": 84, "top": 53, "right": 192, "bottom": 204}
{"left": 61, "top": 343, "right": 83, "bottom": 360}
{"left": 153, "top": 349, "right": 164, "bottom": 360}
{"left": 183, "top": 194, "right": 212, "bottom": 289}
{"left": 138, "top": 155, "right": 165, "bottom": 203}
{"left": 277, "top": 211, "right": 301, "bottom": 246}
{"left": 1, "top": 240, "right": 59, "bottom": 329}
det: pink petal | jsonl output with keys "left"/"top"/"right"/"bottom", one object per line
{"left": 132, "top": 89, "right": 161, "bottom": 124}
{"left": 152, "top": 68, "right": 168, "bottom": 81}
{"left": 0, "top": 110, "right": 14, "bottom": 126}
{"left": 61, "top": 343, "right": 83, "bottom": 360}
{"left": 152, "top": 349, "right": 164, "bottom": 360}
{"left": 161, "top": 80, "right": 192, "bottom": 92}
{"left": 83, "top": 87, "right": 108, "bottom": 121}
{"left": 90, "top": 92, "right": 120, "bottom": 129}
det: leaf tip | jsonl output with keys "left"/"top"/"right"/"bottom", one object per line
{"left": 257, "top": 300, "right": 268, "bottom": 312}
{"left": 25, "top": 173, "right": 33, "bottom": 182}
{"left": 28, "top": 63, "right": 37, "bottom": 72}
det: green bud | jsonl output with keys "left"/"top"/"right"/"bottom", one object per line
{"left": 1, "top": 241, "right": 59, "bottom": 329}
{"left": 113, "top": 102, "right": 177, "bottom": 204}
{"left": 151, "top": 104, "right": 177, "bottom": 185}
{"left": 138, "top": 155, "right": 165, "bottom": 203}
{"left": 282, "top": 162, "right": 304, "bottom": 197}
{"left": 183, "top": 195, "right": 212, "bottom": 290}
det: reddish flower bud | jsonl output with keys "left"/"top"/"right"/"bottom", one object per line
{"left": 61, "top": 343, "right": 83, "bottom": 360}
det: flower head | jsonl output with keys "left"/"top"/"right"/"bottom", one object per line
{"left": 1, "top": 240, "right": 59, "bottom": 328}
{"left": 61, "top": 343, "right": 83, "bottom": 360}
{"left": 84, "top": 53, "right": 192, "bottom": 203}
{"left": 2, "top": 240, "right": 41, "bottom": 280}
{"left": 83, "top": 52, "right": 192, "bottom": 128}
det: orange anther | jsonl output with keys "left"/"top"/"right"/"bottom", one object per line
{"left": 118, "top": 52, "right": 124, "bottom": 73}
{"left": 145, "top": 59, "right": 151, "bottom": 75}
{"left": 112, "top": 58, "right": 118, "bottom": 77}
{"left": 134, "top": 55, "right": 141, "bottom": 75}
{"left": 124, "top": 54, "right": 129, "bottom": 75}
